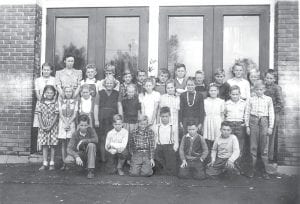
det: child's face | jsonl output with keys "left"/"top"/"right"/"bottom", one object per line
{"left": 64, "top": 88, "right": 73, "bottom": 99}
{"left": 221, "top": 125, "right": 232, "bottom": 138}
{"left": 209, "top": 86, "right": 218, "bottom": 98}
{"left": 113, "top": 120, "right": 123, "bottom": 132}
{"left": 249, "top": 73, "right": 259, "bottom": 84}
{"left": 44, "top": 88, "right": 55, "bottom": 100}
{"left": 159, "top": 73, "right": 169, "bottom": 83}
{"left": 105, "top": 80, "right": 114, "bottom": 90}
{"left": 65, "top": 57, "right": 74, "bottom": 69}
{"left": 123, "top": 74, "right": 132, "bottom": 84}
{"left": 81, "top": 88, "right": 90, "bottom": 99}
{"left": 176, "top": 67, "right": 186, "bottom": 79}
{"left": 255, "top": 87, "right": 265, "bottom": 97}
{"left": 105, "top": 71, "right": 114, "bottom": 77}
{"left": 160, "top": 112, "right": 170, "bottom": 125}
{"left": 137, "top": 72, "right": 146, "bottom": 83}
{"left": 214, "top": 74, "right": 224, "bottom": 84}
{"left": 195, "top": 73, "right": 204, "bottom": 83}
{"left": 138, "top": 119, "right": 148, "bottom": 130}
{"left": 230, "top": 89, "right": 240, "bottom": 102}
{"left": 233, "top": 66, "right": 244, "bottom": 78}
{"left": 78, "top": 121, "right": 89, "bottom": 133}
{"left": 186, "top": 80, "right": 195, "bottom": 92}
{"left": 166, "top": 83, "right": 175, "bottom": 95}
{"left": 144, "top": 81, "right": 154, "bottom": 93}
{"left": 265, "top": 73, "right": 275, "bottom": 85}
{"left": 42, "top": 66, "right": 51, "bottom": 77}
{"left": 86, "top": 68, "right": 96, "bottom": 79}
{"left": 187, "top": 125, "right": 198, "bottom": 136}
{"left": 126, "top": 87, "right": 135, "bottom": 98}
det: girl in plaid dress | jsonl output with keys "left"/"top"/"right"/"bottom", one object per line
{"left": 35, "top": 85, "right": 59, "bottom": 171}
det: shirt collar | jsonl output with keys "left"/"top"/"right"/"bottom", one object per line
{"left": 79, "top": 131, "right": 87, "bottom": 137}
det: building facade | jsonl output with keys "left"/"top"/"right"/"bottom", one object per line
{"left": 0, "top": 0, "right": 299, "bottom": 168}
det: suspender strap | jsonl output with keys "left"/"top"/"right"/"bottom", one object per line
{"left": 158, "top": 124, "right": 173, "bottom": 145}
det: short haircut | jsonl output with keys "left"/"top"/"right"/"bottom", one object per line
{"left": 175, "top": 63, "right": 186, "bottom": 71}
{"left": 195, "top": 70, "right": 204, "bottom": 76}
{"left": 113, "top": 114, "right": 123, "bottom": 123}
{"left": 186, "top": 77, "right": 195, "bottom": 84}
{"left": 78, "top": 114, "right": 90, "bottom": 124}
{"left": 230, "top": 85, "right": 241, "bottom": 93}
{"left": 85, "top": 64, "right": 96, "bottom": 71}
{"left": 42, "top": 62, "right": 53, "bottom": 70}
{"left": 187, "top": 121, "right": 197, "bottom": 127}
{"left": 81, "top": 84, "right": 90, "bottom": 92}
{"left": 254, "top": 80, "right": 265, "bottom": 89}
{"left": 221, "top": 121, "right": 232, "bottom": 129}
{"left": 138, "top": 115, "right": 148, "bottom": 122}
{"left": 159, "top": 68, "right": 170, "bottom": 77}
{"left": 265, "top": 69, "right": 277, "bottom": 78}
{"left": 143, "top": 77, "right": 155, "bottom": 86}
{"left": 63, "top": 54, "right": 75, "bottom": 61}
{"left": 123, "top": 69, "right": 132, "bottom": 76}
{"left": 137, "top": 69, "right": 147, "bottom": 75}
{"left": 166, "top": 79, "right": 175, "bottom": 86}
{"left": 160, "top": 106, "right": 171, "bottom": 115}
{"left": 214, "top": 68, "right": 225, "bottom": 76}
{"left": 104, "top": 64, "right": 115, "bottom": 74}
{"left": 232, "top": 62, "right": 244, "bottom": 71}
{"left": 103, "top": 75, "right": 116, "bottom": 87}
{"left": 208, "top": 83, "right": 219, "bottom": 91}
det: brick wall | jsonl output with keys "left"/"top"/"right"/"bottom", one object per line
{"left": 0, "top": 4, "right": 41, "bottom": 156}
{"left": 275, "top": 1, "right": 300, "bottom": 166}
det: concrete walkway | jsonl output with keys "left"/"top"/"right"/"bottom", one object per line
{"left": 0, "top": 164, "right": 298, "bottom": 204}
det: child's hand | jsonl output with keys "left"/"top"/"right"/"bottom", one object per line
{"left": 246, "top": 127, "right": 250, "bottom": 135}
{"left": 226, "top": 160, "right": 235, "bottom": 169}
{"left": 197, "top": 124, "right": 202, "bottom": 131}
{"left": 95, "top": 120, "right": 100, "bottom": 128}
{"left": 106, "top": 144, "right": 111, "bottom": 149}
{"left": 208, "top": 160, "right": 215, "bottom": 167}
{"left": 173, "top": 143, "right": 179, "bottom": 152}
{"left": 267, "top": 128, "right": 273, "bottom": 135}
{"left": 180, "top": 160, "right": 187, "bottom": 168}
{"left": 150, "top": 159, "right": 155, "bottom": 167}
{"left": 179, "top": 123, "right": 184, "bottom": 129}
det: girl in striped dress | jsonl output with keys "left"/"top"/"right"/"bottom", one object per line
{"left": 159, "top": 79, "right": 180, "bottom": 141}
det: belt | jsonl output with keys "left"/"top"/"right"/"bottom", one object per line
{"left": 136, "top": 150, "right": 149, "bottom": 152}
{"left": 250, "top": 115, "right": 268, "bottom": 119}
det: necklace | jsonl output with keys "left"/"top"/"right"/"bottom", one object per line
{"left": 187, "top": 91, "right": 196, "bottom": 107}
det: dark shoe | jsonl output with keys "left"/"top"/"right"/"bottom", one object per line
{"left": 117, "top": 168, "right": 125, "bottom": 176}
{"left": 87, "top": 169, "right": 95, "bottom": 179}
{"left": 262, "top": 173, "right": 271, "bottom": 180}
{"left": 39, "top": 165, "right": 47, "bottom": 171}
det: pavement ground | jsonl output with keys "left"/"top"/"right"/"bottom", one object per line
{"left": 0, "top": 164, "right": 298, "bottom": 204}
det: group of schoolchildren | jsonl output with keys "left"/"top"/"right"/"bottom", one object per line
{"left": 33, "top": 54, "right": 283, "bottom": 180}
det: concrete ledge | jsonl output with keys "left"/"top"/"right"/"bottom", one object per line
{"left": 0, "top": 155, "right": 43, "bottom": 164}
{"left": 277, "top": 165, "right": 300, "bottom": 176}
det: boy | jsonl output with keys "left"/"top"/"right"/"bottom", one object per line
{"left": 65, "top": 114, "right": 98, "bottom": 179}
{"left": 80, "top": 64, "right": 100, "bottom": 97}
{"left": 213, "top": 68, "right": 230, "bottom": 101}
{"left": 264, "top": 69, "right": 283, "bottom": 162}
{"left": 174, "top": 63, "right": 188, "bottom": 95}
{"left": 227, "top": 63, "right": 250, "bottom": 100}
{"left": 129, "top": 115, "right": 155, "bottom": 177}
{"left": 98, "top": 64, "right": 120, "bottom": 91}
{"left": 178, "top": 121, "right": 208, "bottom": 179}
{"left": 153, "top": 107, "right": 178, "bottom": 175}
{"left": 136, "top": 70, "right": 147, "bottom": 94}
{"left": 224, "top": 85, "right": 247, "bottom": 170}
{"left": 245, "top": 80, "right": 274, "bottom": 179}
{"left": 105, "top": 114, "right": 129, "bottom": 176}
{"left": 194, "top": 70, "right": 207, "bottom": 98}
{"left": 79, "top": 84, "right": 95, "bottom": 127}
{"left": 206, "top": 121, "right": 240, "bottom": 177}
{"left": 155, "top": 68, "right": 170, "bottom": 95}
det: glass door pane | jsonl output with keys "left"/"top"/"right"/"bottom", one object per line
{"left": 168, "top": 17, "right": 204, "bottom": 78}
{"left": 223, "top": 16, "right": 259, "bottom": 80}
{"left": 54, "top": 18, "right": 88, "bottom": 70}
{"left": 105, "top": 17, "right": 139, "bottom": 81}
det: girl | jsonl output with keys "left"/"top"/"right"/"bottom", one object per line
{"left": 203, "top": 83, "right": 225, "bottom": 149}
{"left": 248, "top": 68, "right": 261, "bottom": 97}
{"left": 159, "top": 79, "right": 180, "bottom": 141}
{"left": 139, "top": 78, "right": 160, "bottom": 127}
{"left": 94, "top": 75, "right": 119, "bottom": 162}
{"left": 35, "top": 85, "right": 59, "bottom": 171}
{"left": 33, "top": 63, "right": 56, "bottom": 151}
{"left": 98, "top": 64, "right": 120, "bottom": 91}
{"left": 227, "top": 62, "right": 250, "bottom": 100}
{"left": 58, "top": 86, "right": 78, "bottom": 170}
{"left": 118, "top": 84, "right": 141, "bottom": 133}
{"left": 119, "top": 70, "right": 134, "bottom": 101}
{"left": 55, "top": 54, "right": 82, "bottom": 99}
{"left": 179, "top": 77, "right": 205, "bottom": 139}
{"left": 194, "top": 70, "right": 207, "bottom": 98}
{"left": 80, "top": 64, "right": 100, "bottom": 98}
{"left": 79, "top": 84, "right": 96, "bottom": 127}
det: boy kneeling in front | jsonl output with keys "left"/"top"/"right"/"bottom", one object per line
{"left": 206, "top": 121, "right": 240, "bottom": 177}
{"left": 129, "top": 115, "right": 155, "bottom": 177}
{"left": 178, "top": 121, "right": 208, "bottom": 180}
{"left": 64, "top": 114, "right": 98, "bottom": 179}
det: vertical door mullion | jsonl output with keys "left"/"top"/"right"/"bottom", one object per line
{"left": 203, "top": 7, "right": 214, "bottom": 82}
{"left": 95, "top": 9, "right": 106, "bottom": 79}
